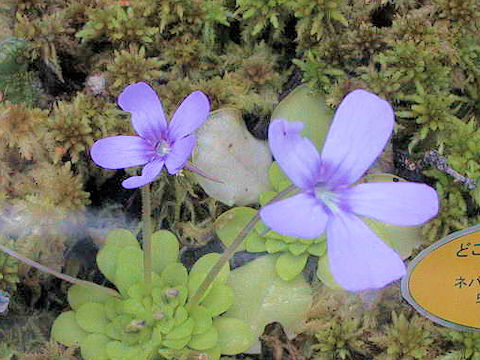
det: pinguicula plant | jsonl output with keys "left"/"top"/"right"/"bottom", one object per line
{"left": 44, "top": 82, "right": 309, "bottom": 359}
{"left": 51, "top": 229, "right": 255, "bottom": 360}
{"left": 51, "top": 82, "right": 257, "bottom": 360}
{"left": 260, "top": 89, "right": 439, "bottom": 291}
{"left": 214, "top": 89, "right": 439, "bottom": 292}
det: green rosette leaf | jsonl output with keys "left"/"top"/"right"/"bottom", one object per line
{"left": 96, "top": 245, "right": 122, "bottom": 283}
{"left": 165, "top": 318, "right": 194, "bottom": 340}
{"left": 276, "top": 252, "right": 309, "bottom": 281}
{"left": 105, "top": 298, "right": 122, "bottom": 320}
{"left": 106, "top": 341, "right": 149, "bottom": 360}
{"left": 162, "top": 336, "right": 192, "bottom": 350}
{"left": 51, "top": 311, "right": 88, "bottom": 347}
{"left": 174, "top": 306, "right": 188, "bottom": 325}
{"left": 214, "top": 207, "right": 258, "bottom": 251}
{"left": 68, "top": 284, "right": 115, "bottom": 310}
{"left": 188, "top": 253, "right": 230, "bottom": 301}
{"left": 270, "top": 84, "right": 333, "bottom": 151}
{"left": 288, "top": 242, "right": 309, "bottom": 256}
{"left": 76, "top": 303, "right": 108, "bottom": 333}
{"left": 258, "top": 190, "right": 277, "bottom": 206}
{"left": 161, "top": 263, "right": 188, "bottom": 286}
{"left": 245, "top": 232, "right": 267, "bottom": 252}
{"left": 81, "top": 334, "right": 110, "bottom": 360}
{"left": 103, "top": 229, "right": 139, "bottom": 248}
{"left": 122, "top": 298, "right": 147, "bottom": 318}
{"left": 188, "top": 327, "right": 218, "bottom": 351}
{"left": 307, "top": 240, "right": 326, "bottom": 257}
{"left": 104, "top": 316, "right": 129, "bottom": 341}
{"left": 151, "top": 230, "right": 180, "bottom": 274}
{"left": 96, "top": 229, "right": 139, "bottom": 283}
{"left": 213, "top": 317, "right": 255, "bottom": 355}
{"left": 268, "top": 162, "right": 292, "bottom": 193}
{"left": 265, "top": 238, "right": 287, "bottom": 253}
{"left": 225, "top": 255, "right": 312, "bottom": 349}
{"left": 201, "top": 283, "right": 234, "bottom": 317}
{"left": 189, "top": 305, "right": 213, "bottom": 335}
{"left": 114, "top": 246, "right": 144, "bottom": 295}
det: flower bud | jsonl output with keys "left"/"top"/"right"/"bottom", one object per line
{"left": 165, "top": 288, "right": 179, "bottom": 297}
{"left": 154, "top": 311, "right": 164, "bottom": 320}
{"left": 124, "top": 320, "right": 146, "bottom": 333}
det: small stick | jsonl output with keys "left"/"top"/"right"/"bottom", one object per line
{"left": 423, "top": 150, "right": 476, "bottom": 190}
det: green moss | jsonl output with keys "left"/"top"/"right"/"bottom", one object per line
{"left": 76, "top": 3, "right": 158, "bottom": 46}
{"left": 444, "top": 331, "right": 480, "bottom": 360}
{"left": 0, "top": 237, "right": 19, "bottom": 293}
{"left": 48, "top": 93, "right": 128, "bottom": 162}
{"left": 371, "top": 312, "right": 435, "bottom": 360}
{"left": 105, "top": 45, "right": 164, "bottom": 95}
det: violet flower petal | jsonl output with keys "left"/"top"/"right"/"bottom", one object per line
{"left": 165, "top": 134, "right": 197, "bottom": 175}
{"left": 121, "top": 157, "right": 165, "bottom": 189}
{"left": 342, "top": 182, "right": 439, "bottom": 226}
{"left": 260, "top": 193, "right": 328, "bottom": 238}
{"left": 168, "top": 91, "right": 210, "bottom": 142}
{"left": 327, "top": 211, "right": 406, "bottom": 291}
{"left": 117, "top": 82, "right": 167, "bottom": 144}
{"left": 268, "top": 119, "right": 322, "bottom": 190}
{"left": 90, "top": 135, "right": 155, "bottom": 169}
{"left": 320, "top": 89, "right": 394, "bottom": 186}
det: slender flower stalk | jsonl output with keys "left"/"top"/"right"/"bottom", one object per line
{"left": 142, "top": 184, "right": 152, "bottom": 294}
{"left": 0, "top": 243, "right": 121, "bottom": 298}
{"left": 187, "top": 185, "right": 296, "bottom": 308}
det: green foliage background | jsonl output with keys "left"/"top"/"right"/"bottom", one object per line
{"left": 1, "top": 0, "right": 480, "bottom": 359}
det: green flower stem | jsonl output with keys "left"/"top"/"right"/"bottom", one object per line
{"left": 188, "top": 185, "right": 297, "bottom": 308}
{"left": 0, "top": 243, "right": 121, "bottom": 298}
{"left": 142, "top": 184, "right": 153, "bottom": 294}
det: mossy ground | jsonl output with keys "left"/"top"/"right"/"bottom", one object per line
{"left": 1, "top": 0, "right": 480, "bottom": 359}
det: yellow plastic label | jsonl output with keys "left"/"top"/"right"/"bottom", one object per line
{"left": 402, "top": 225, "right": 480, "bottom": 331}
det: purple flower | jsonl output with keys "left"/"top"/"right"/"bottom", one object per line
{"left": 260, "top": 89, "right": 439, "bottom": 292}
{"left": 90, "top": 82, "right": 210, "bottom": 189}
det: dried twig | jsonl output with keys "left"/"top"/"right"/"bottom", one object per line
{"left": 423, "top": 150, "right": 476, "bottom": 190}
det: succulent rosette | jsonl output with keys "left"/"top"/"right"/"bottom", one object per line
{"left": 51, "top": 229, "right": 254, "bottom": 360}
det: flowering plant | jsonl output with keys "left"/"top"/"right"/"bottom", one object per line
{"left": 90, "top": 82, "right": 210, "bottom": 189}
{"left": 259, "top": 89, "right": 439, "bottom": 291}
{"left": 51, "top": 229, "right": 256, "bottom": 360}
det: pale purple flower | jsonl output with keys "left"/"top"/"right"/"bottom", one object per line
{"left": 260, "top": 89, "right": 439, "bottom": 292}
{"left": 90, "top": 82, "right": 210, "bottom": 189}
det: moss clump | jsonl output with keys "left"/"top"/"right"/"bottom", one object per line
{"left": 77, "top": 3, "right": 158, "bottom": 46}
{"left": 105, "top": 45, "right": 164, "bottom": 95}
{"left": 17, "top": 342, "right": 78, "bottom": 360}
{"left": 48, "top": 93, "right": 127, "bottom": 162}
{"left": 0, "top": 237, "right": 20, "bottom": 292}
{"left": 371, "top": 311, "right": 435, "bottom": 360}
{"left": 442, "top": 331, "right": 480, "bottom": 360}
{"left": 435, "top": 0, "right": 479, "bottom": 23}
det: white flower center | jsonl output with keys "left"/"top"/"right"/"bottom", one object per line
{"left": 155, "top": 140, "right": 171, "bottom": 157}
{"left": 314, "top": 186, "right": 340, "bottom": 213}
